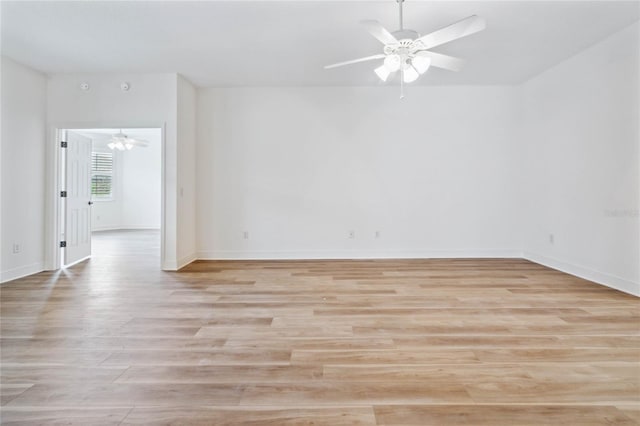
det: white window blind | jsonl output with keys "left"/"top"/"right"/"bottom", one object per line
{"left": 91, "top": 152, "right": 113, "bottom": 198}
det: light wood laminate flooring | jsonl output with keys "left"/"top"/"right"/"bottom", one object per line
{"left": 1, "top": 230, "right": 639, "bottom": 425}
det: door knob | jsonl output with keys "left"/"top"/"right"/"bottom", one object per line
{"left": 88, "top": 201, "right": 94, "bottom": 205}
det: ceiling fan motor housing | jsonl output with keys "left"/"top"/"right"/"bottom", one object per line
{"left": 384, "top": 33, "right": 423, "bottom": 69}
{"left": 391, "top": 29, "right": 419, "bottom": 41}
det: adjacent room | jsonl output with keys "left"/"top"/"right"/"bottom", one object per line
{"left": 83, "top": 128, "right": 161, "bottom": 264}
{"left": 54, "top": 128, "right": 162, "bottom": 268}
{"left": 1, "top": 0, "right": 638, "bottom": 424}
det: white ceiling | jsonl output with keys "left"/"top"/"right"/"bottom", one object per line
{"left": 71, "top": 128, "right": 161, "bottom": 142}
{"left": 2, "top": 1, "right": 638, "bottom": 87}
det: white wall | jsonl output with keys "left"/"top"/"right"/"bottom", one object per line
{"left": 196, "top": 86, "right": 523, "bottom": 259}
{"left": 121, "top": 130, "right": 162, "bottom": 229}
{"left": 46, "top": 73, "right": 180, "bottom": 269}
{"left": 1, "top": 57, "right": 47, "bottom": 282}
{"left": 91, "top": 130, "right": 162, "bottom": 231}
{"left": 522, "top": 22, "right": 640, "bottom": 296}
{"left": 176, "top": 75, "right": 197, "bottom": 266}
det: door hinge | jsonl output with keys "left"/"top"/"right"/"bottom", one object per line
{"left": 61, "top": 141, "right": 68, "bottom": 148}
{"left": 60, "top": 191, "right": 67, "bottom": 198}
{"left": 59, "top": 241, "right": 67, "bottom": 248}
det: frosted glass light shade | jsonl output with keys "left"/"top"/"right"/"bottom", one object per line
{"left": 383, "top": 55, "right": 401, "bottom": 72}
{"left": 412, "top": 53, "right": 432, "bottom": 74}
{"left": 374, "top": 65, "right": 391, "bottom": 82}
{"left": 108, "top": 139, "right": 127, "bottom": 151}
{"left": 403, "top": 65, "right": 419, "bottom": 83}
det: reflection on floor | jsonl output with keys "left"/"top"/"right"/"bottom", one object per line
{"left": 91, "top": 229, "right": 160, "bottom": 259}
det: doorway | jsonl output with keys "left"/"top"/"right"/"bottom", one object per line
{"left": 57, "top": 128, "right": 163, "bottom": 268}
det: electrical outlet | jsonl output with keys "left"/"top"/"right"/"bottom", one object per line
{"left": 12, "top": 243, "right": 20, "bottom": 254}
{"left": 243, "top": 231, "right": 249, "bottom": 240}
{"left": 549, "top": 234, "right": 554, "bottom": 244}
{"left": 348, "top": 230, "right": 355, "bottom": 239}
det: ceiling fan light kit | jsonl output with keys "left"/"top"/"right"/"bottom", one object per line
{"left": 107, "top": 138, "right": 134, "bottom": 151}
{"left": 107, "top": 130, "right": 149, "bottom": 151}
{"left": 324, "top": 0, "right": 486, "bottom": 98}
{"left": 374, "top": 64, "right": 391, "bottom": 81}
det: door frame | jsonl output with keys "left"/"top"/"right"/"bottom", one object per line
{"left": 45, "top": 122, "right": 167, "bottom": 270}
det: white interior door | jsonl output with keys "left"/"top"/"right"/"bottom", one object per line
{"left": 64, "top": 131, "right": 92, "bottom": 265}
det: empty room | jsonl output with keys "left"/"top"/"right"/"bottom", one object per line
{"left": 1, "top": 0, "right": 638, "bottom": 425}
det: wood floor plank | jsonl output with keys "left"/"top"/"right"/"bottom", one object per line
{"left": 617, "top": 405, "right": 640, "bottom": 424}
{"left": 324, "top": 364, "right": 534, "bottom": 383}
{"left": 239, "top": 382, "right": 474, "bottom": 405}
{"left": 464, "top": 380, "right": 639, "bottom": 404}
{"left": 1, "top": 349, "right": 114, "bottom": 366}
{"left": 373, "top": 405, "right": 638, "bottom": 425}
{"left": 6, "top": 383, "right": 244, "bottom": 407}
{"left": 1, "top": 230, "right": 638, "bottom": 424}
{"left": 1, "top": 366, "right": 127, "bottom": 385}
{"left": 121, "top": 406, "right": 377, "bottom": 425}
{"left": 393, "top": 335, "right": 640, "bottom": 349}
{"left": 115, "top": 365, "right": 323, "bottom": 383}
{"left": 0, "top": 384, "right": 33, "bottom": 405}
{"left": 291, "top": 349, "right": 478, "bottom": 365}
{"left": 100, "top": 348, "right": 292, "bottom": 366}
{"left": 195, "top": 325, "right": 354, "bottom": 338}
{"left": 0, "top": 407, "right": 131, "bottom": 425}
{"left": 0, "top": 336, "right": 227, "bottom": 352}
{"left": 473, "top": 348, "right": 640, "bottom": 363}
{"left": 223, "top": 336, "right": 396, "bottom": 350}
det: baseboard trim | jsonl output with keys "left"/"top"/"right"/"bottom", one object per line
{"left": 118, "top": 226, "right": 161, "bottom": 230}
{"left": 92, "top": 226, "right": 160, "bottom": 232}
{"left": 523, "top": 251, "right": 639, "bottom": 297}
{"left": 163, "top": 253, "right": 198, "bottom": 271}
{"left": 1, "top": 262, "right": 45, "bottom": 284}
{"left": 177, "top": 253, "right": 198, "bottom": 270}
{"left": 4, "top": 251, "right": 635, "bottom": 297}
{"left": 91, "top": 226, "right": 122, "bottom": 232}
{"left": 197, "top": 249, "right": 523, "bottom": 260}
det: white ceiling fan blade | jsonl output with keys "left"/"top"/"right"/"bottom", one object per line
{"left": 324, "top": 54, "right": 386, "bottom": 69}
{"left": 416, "top": 15, "right": 486, "bottom": 50}
{"left": 415, "top": 51, "right": 465, "bottom": 72}
{"left": 360, "top": 20, "right": 399, "bottom": 45}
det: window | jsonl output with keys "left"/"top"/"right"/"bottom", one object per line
{"left": 91, "top": 152, "right": 113, "bottom": 199}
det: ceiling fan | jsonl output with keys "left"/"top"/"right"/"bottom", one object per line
{"left": 324, "top": 0, "right": 486, "bottom": 97}
{"left": 107, "top": 130, "right": 149, "bottom": 151}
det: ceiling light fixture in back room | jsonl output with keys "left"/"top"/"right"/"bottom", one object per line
{"left": 324, "top": 0, "right": 486, "bottom": 98}
{"left": 107, "top": 130, "right": 149, "bottom": 151}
